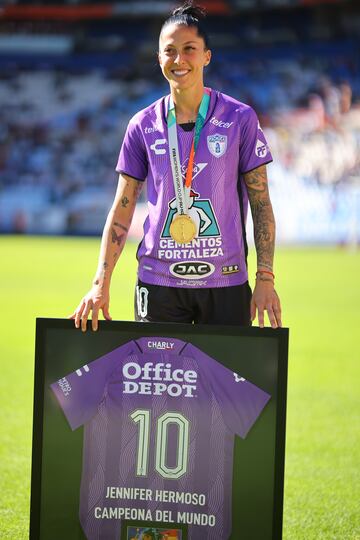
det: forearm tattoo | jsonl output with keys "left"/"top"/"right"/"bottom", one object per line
{"left": 93, "top": 261, "right": 109, "bottom": 285}
{"left": 244, "top": 165, "right": 275, "bottom": 269}
{"left": 111, "top": 228, "right": 125, "bottom": 247}
{"left": 114, "top": 222, "right": 128, "bottom": 232}
{"left": 121, "top": 196, "right": 129, "bottom": 208}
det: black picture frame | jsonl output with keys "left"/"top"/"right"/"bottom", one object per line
{"left": 30, "top": 318, "right": 289, "bottom": 540}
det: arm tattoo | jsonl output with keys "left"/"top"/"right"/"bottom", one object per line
{"left": 111, "top": 228, "right": 125, "bottom": 247}
{"left": 114, "top": 222, "right": 128, "bottom": 232}
{"left": 121, "top": 196, "right": 129, "bottom": 208}
{"left": 244, "top": 165, "right": 275, "bottom": 269}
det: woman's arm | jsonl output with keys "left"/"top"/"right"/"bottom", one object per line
{"left": 70, "top": 173, "right": 143, "bottom": 331}
{"left": 243, "top": 164, "right": 282, "bottom": 328}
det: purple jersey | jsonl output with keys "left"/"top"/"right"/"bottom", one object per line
{"left": 51, "top": 337, "right": 270, "bottom": 540}
{"left": 116, "top": 90, "right": 272, "bottom": 288}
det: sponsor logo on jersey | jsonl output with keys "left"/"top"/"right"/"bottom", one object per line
{"left": 161, "top": 193, "right": 220, "bottom": 240}
{"left": 210, "top": 116, "right": 234, "bottom": 129}
{"left": 234, "top": 372, "right": 246, "bottom": 383}
{"left": 222, "top": 265, "right": 240, "bottom": 275}
{"left": 122, "top": 362, "right": 198, "bottom": 398}
{"left": 159, "top": 182, "right": 224, "bottom": 266}
{"left": 57, "top": 377, "right": 72, "bottom": 396}
{"left": 150, "top": 139, "right": 167, "bottom": 155}
{"left": 255, "top": 139, "right": 269, "bottom": 158}
{"left": 176, "top": 279, "right": 208, "bottom": 287}
{"left": 144, "top": 125, "right": 160, "bottom": 134}
{"left": 181, "top": 159, "right": 208, "bottom": 180}
{"left": 147, "top": 340, "right": 175, "bottom": 350}
{"left": 170, "top": 261, "right": 215, "bottom": 280}
{"left": 207, "top": 134, "right": 227, "bottom": 158}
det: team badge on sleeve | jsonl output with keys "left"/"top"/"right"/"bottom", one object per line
{"left": 207, "top": 134, "right": 227, "bottom": 158}
{"left": 255, "top": 139, "right": 269, "bottom": 158}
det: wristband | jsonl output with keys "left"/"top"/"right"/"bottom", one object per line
{"left": 256, "top": 275, "right": 274, "bottom": 283}
{"left": 256, "top": 270, "right": 275, "bottom": 279}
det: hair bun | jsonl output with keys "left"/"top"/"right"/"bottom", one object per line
{"left": 171, "top": 1, "right": 206, "bottom": 20}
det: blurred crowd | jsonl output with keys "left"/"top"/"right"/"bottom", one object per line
{"left": 0, "top": 49, "right": 360, "bottom": 237}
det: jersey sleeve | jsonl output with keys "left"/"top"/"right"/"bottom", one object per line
{"left": 238, "top": 106, "right": 273, "bottom": 174}
{"left": 186, "top": 343, "right": 271, "bottom": 439}
{"left": 50, "top": 341, "right": 134, "bottom": 431}
{"left": 116, "top": 116, "right": 148, "bottom": 181}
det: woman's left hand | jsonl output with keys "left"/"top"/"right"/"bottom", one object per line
{"left": 251, "top": 280, "right": 282, "bottom": 329}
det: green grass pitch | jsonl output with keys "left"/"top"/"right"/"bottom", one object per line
{"left": 0, "top": 236, "right": 359, "bottom": 539}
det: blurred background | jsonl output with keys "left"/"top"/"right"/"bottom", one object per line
{"left": 1, "top": 3, "right": 360, "bottom": 539}
{"left": 0, "top": 0, "right": 359, "bottom": 245}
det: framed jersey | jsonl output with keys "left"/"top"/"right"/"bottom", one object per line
{"left": 30, "top": 319, "right": 288, "bottom": 540}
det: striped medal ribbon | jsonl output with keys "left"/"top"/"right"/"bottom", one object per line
{"left": 167, "top": 88, "right": 211, "bottom": 244}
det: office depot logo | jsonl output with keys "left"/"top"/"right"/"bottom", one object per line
{"left": 122, "top": 362, "right": 197, "bottom": 398}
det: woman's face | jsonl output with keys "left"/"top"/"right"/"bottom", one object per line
{"left": 158, "top": 24, "right": 211, "bottom": 91}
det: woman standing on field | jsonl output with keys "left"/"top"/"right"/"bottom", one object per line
{"left": 71, "top": 1, "right": 282, "bottom": 330}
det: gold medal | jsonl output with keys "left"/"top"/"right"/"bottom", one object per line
{"left": 169, "top": 214, "right": 197, "bottom": 244}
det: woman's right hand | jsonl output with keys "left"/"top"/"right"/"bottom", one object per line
{"left": 68, "top": 173, "right": 143, "bottom": 332}
{"left": 69, "top": 285, "right": 112, "bottom": 332}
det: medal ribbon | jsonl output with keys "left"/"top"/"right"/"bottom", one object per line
{"left": 167, "top": 88, "right": 211, "bottom": 215}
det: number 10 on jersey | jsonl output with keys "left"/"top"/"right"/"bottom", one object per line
{"left": 130, "top": 410, "right": 190, "bottom": 480}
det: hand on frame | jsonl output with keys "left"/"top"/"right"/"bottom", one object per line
{"left": 251, "top": 280, "right": 282, "bottom": 329}
{"left": 69, "top": 285, "right": 112, "bottom": 332}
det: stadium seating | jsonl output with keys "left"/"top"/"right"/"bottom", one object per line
{"left": 0, "top": 5, "right": 359, "bottom": 242}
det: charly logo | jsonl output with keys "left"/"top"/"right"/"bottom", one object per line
{"left": 147, "top": 340, "right": 175, "bottom": 350}
{"left": 255, "top": 139, "right": 268, "bottom": 158}
{"left": 207, "top": 134, "right": 227, "bottom": 158}
{"left": 170, "top": 261, "right": 215, "bottom": 280}
{"left": 122, "top": 362, "right": 198, "bottom": 398}
{"left": 150, "top": 139, "right": 167, "bottom": 155}
{"left": 233, "top": 373, "right": 246, "bottom": 383}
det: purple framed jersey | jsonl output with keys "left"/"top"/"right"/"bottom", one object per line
{"left": 51, "top": 337, "right": 271, "bottom": 540}
{"left": 116, "top": 90, "right": 273, "bottom": 288}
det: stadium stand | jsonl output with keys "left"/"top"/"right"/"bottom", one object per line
{"left": 0, "top": 1, "right": 359, "bottom": 243}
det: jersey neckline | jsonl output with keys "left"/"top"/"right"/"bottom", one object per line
{"left": 161, "top": 89, "right": 217, "bottom": 130}
{"left": 179, "top": 121, "right": 195, "bottom": 131}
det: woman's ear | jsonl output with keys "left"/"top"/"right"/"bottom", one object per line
{"left": 204, "top": 49, "right": 212, "bottom": 66}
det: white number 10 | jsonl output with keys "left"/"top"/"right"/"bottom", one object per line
{"left": 130, "top": 409, "right": 189, "bottom": 480}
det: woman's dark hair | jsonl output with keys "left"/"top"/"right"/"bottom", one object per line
{"left": 160, "top": 1, "right": 210, "bottom": 49}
